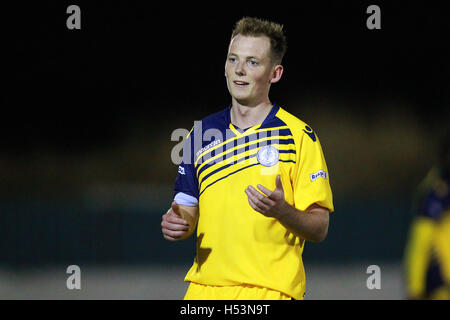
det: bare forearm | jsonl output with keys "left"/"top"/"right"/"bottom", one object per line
{"left": 275, "top": 202, "right": 329, "bottom": 242}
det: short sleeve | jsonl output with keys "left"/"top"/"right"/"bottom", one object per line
{"left": 291, "top": 126, "right": 334, "bottom": 212}
{"left": 174, "top": 128, "right": 200, "bottom": 204}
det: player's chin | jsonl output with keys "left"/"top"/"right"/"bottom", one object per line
{"left": 231, "top": 94, "right": 253, "bottom": 106}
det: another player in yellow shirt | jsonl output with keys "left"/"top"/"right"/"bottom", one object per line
{"left": 404, "top": 134, "right": 450, "bottom": 300}
{"left": 161, "top": 17, "right": 334, "bottom": 300}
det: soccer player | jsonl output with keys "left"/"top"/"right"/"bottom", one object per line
{"left": 161, "top": 17, "right": 334, "bottom": 300}
{"left": 403, "top": 133, "right": 450, "bottom": 300}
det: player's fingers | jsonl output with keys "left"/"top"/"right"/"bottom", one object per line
{"left": 162, "top": 233, "right": 178, "bottom": 241}
{"left": 245, "top": 189, "right": 269, "bottom": 213}
{"left": 161, "top": 219, "right": 189, "bottom": 231}
{"left": 246, "top": 195, "right": 261, "bottom": 213}
{"left": 252, "top": 197, "right": 270, "bottom": 213}
{"left": 256, "top": 184, "right": 273, "bottom": 197}
{"left": 246, "top": 185, "right": 263, "bottom": 199}
{"left": 165, "top": 213, "right": 188, "bottom": 226}
{"left": 255, "top": 198, "right": 271, "bottom": 212}
{"left": 162, "top": 227, "right": 186, "bottom": 239}
{"left": 247, "top": 186, "right": 275, "bottom": 207}
{"left": 244, "top": 189, "right": 259, "bottom": 210}
{"left": 275, "top": 175, "right": 284, "bottom": 191}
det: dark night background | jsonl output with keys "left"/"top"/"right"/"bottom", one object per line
{"left": 0, "top": 1, "right": 448, "bottom": 298}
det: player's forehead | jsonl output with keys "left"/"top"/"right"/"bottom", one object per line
{"left": 227, "top": 34, "right": 271, "bottom": 60}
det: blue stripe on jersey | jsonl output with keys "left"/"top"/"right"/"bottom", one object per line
{"left": 199, "top": 159, "right": 297, "bottom": 197}
{"left": 279, "top": 150, "right": 296, "bottom": 155}
{"left": 198, "top": 149, "right": 296, "bottom": 192}
{"left": 199, "top": 153, "right": 258, "bottom": 192}
{"left": 279, "top": 159, "right": 296, "bottom": 164}
{"left": 199, "top": 163, "right": 260, "bottom": 197}
{"left": 195, "top": 128, "right": 293, "bottom": 167}
{"left": 196, "top": 137, "right": 295, "bottom": 178}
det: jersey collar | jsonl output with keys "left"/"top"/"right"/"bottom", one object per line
{"left": 226, "top": 104, "right": 280, "bottom": 137}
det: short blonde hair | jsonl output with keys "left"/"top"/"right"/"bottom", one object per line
{"left": 231, "top": 17, "right": 287, "bottom": 65}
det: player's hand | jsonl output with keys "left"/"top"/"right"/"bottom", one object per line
{"left": 161, "top": 201, "right": 190, "bottom": 241}
{"left": 245, "top": 175, "right": 288, "bottom": 219}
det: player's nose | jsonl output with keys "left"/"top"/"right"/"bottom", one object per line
{"left": 235, "top": 61, "right": 245, "bottom": 76}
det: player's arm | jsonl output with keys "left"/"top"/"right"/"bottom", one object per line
{"left": 276, "top": 202, "right": 329, "bottom": 243}
{"left": 245, "top": 175, "right": 329, "bottom": 242}
{"left": 161, "top": 201, "right": 199, "bottom": 241}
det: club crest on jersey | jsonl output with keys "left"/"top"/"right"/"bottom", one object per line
{"left": 257, "top": 145, "right": 279, "bottom": 167}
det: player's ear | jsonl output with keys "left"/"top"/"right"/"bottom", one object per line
{"left": 270, "top": 64, "right": 283, "bottom": 84}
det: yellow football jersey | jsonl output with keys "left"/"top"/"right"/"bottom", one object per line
{"left": 174, "top": 104, "right": 334, "bottom": 300}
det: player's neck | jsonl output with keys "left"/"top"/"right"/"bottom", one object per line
{"left": 230, "top": 100, "right": 273, "bottom": 129}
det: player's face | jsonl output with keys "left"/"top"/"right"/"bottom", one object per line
{"left": 225, "top": 35, "right": 282, "bottom": 106}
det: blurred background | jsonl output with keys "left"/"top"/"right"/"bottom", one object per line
{"left": 1, "top": 1, "right": 449, "bottom": 299}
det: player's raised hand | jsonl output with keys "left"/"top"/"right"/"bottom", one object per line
{"left": 245, "top": 175, "right": 287, "bottom": 219}
{"left": 161, "top": 201, "right": 190, "bottom": 241}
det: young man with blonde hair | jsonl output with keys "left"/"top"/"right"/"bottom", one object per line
{"left": 161, "top": 17, "right": 334, "bottom": 300}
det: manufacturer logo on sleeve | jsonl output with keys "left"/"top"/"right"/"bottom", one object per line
{"left": 310, "top": 170, "right": 328, "bottom": 182}
{"left": 303, "top": 125, "right": 317, "bottom": 142}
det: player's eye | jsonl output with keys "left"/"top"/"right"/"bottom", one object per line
{"left": 248, "top": 60, "right": 259, "bottom": 66}
{"left": 228, "top": 57, "right": 237, "bottom": 63}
